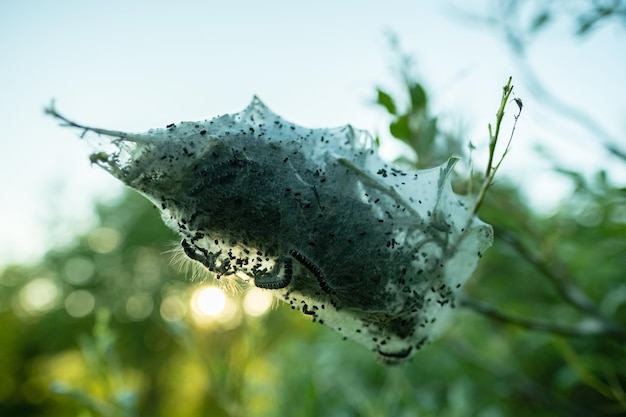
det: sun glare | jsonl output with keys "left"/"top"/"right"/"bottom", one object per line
{"left": 188, "top": 285, "right": 246, "bottom": 329}
{"left": 191, "top": 286, "right": 226, "bottom": 317}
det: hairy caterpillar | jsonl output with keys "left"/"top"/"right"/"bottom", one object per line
{"left": 47, "top": 97, "right": 493, "bottom": 363}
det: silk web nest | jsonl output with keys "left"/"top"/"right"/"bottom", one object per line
{"left": 48, "top": 97, "right": 493, "bottom": 363}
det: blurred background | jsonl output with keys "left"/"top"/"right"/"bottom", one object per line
{"left": 1, "top": 1, "right": 625, "bottom": 416}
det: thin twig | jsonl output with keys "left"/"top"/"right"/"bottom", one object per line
{"left": 45, "top": 102, "right": 143, "bottom": 142}
{"left": 337, "top": 158, "right": 423, "bottom": 221}
{"left": 451, "top": 77, "right": 521, "bottom": 256}
{"left": 459, "top": 297, "right": 625, "bottom": 341}
{"left": 495, "top": 228, "right": 601, "bottom": 315}
{"left": 493, "top": 228, "right": 626, "bottom": 340}
{"left": 496, "top": 228, "right": 626, "bottom": 339}
{"left": 449, "top": 337, "right": 597, "bottom": 417}
{"left": 608, "top": 144, "right": 626, "bottom": 163}
{"left": 472, "top": 76, "right": 522, "bottom": 216}
{"left": 483, "top": 77, "right": 512, "bottom": 179}
{"left": 557, "top": 339, "right": 626, "bottom": 409}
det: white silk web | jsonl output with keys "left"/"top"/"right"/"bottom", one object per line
{"left": 49, "top": 97, "right": 493, "bottom": 363}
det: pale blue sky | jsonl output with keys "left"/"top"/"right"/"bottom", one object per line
{"left": 1, "top": 0, "right": 625, "bottom": 264}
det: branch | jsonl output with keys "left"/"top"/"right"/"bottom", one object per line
{"left": 45, "top": 101, "right": 138, "bottom": 142}
{"left": 459, "top": 297, "right": 626, "bottom": 341}
{"left": 495, "top": 227, "right": 600, "bottom": 315}
{"left": 493, "top": 227, "right": 626, "bottom": 340}
{"left": 608, "top": 144, "right": 626, "bottom": 163}
{"left": 449, "top": 337, "right": 598, "bottom": 417}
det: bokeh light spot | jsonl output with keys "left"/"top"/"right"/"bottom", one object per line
{"left": 189, "top": 286, "right": 241, "bottom": 328}
{"left": 126, "top": 292, "right": 154, "bottom": 321}
{"left": 18, "top": 278, "right": 60, "bottom": 315}
{"left": 160, "top": 294, "right": 186, "bottom": 322}
{"left": 64, "top": 290, "right": 95, "bottom": 318}
{"left": 87, "top": 227, "right": 121, "bottom": 254}
{"left": 243, "top": 288, "right": 274, "bottom": 317}
{"left": 63, "top": 257, "right": 95, "bottom": 285}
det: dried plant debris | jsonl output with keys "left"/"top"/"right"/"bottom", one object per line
{"left": 47, "top": 97, "right": 493, "bottom": 363}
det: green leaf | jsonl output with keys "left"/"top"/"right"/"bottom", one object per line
{"left": 531, "top": 11, "right": 551, "bottom": 32}
{"left": 409, "top": 83, "right": 427, "bottom": 110}
{"left": 389, "top": 115, "right": 410, "bottom": 141}
{"left": 376, "top": 89, "right": 397, "bottom": 115}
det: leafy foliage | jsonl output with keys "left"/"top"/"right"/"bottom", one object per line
{"left": 2, "top": 37, "right": 626, "bottom": 417}
{"left": 375, "top": 44, "right": 464, "bottom": 170}
{"left": 475, "top": 0, "right": 626, "bottom": 51}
